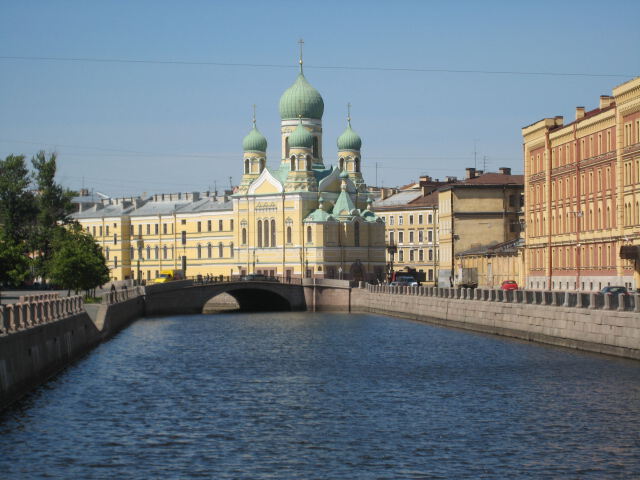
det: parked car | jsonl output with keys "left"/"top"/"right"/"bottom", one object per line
{"left": 500, "top": 280, "right": 519, "bottom": 291}
{"left": 600, "top": 286, "right": 629, "bottom": 295}
{"left": 241, "top": 273, "right": 268, "bottom": 281}
{"left": 391, "top": 275, "right": 419, "bottom": 287}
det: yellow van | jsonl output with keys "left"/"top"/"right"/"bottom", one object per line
{"left": 150, "top": 269, "right": 185, "bottom": 284}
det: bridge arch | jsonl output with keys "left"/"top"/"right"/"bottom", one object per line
{"left": 144, "top": 281, "right": 307, "bottom": 317}
{"left": 203, "top": 288, "right": 292, "bottom": 313}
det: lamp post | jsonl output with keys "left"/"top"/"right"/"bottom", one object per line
{"left": 386, "top": 243, "right": 397, "bottom": 282}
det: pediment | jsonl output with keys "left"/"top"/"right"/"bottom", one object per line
{"left": 248, "top": 168, "right": 284, "bottom": 195}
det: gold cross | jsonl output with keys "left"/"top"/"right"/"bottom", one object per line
{"left": 347, "top": 102, "right": 352, "bottom": 125}
{"left": 298, "top": 38, "right": 304, "bottom": 73}
{"left": 252, "top": 104, "right": 256, "bottom": 127}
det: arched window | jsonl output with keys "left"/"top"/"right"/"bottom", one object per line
{"left": 130, "top": 246, "right": 135, "bottom": 260}
{"left": 218, "top": 242, "right": 224, "bottom": 258}
{"left": 307, "top": 225, "right": 313, "bottom": 243}
{"left": 290, "top": 155, "right": 296, "bottom": 171}
{"left": 354, "top": 222, "right": 360, "bottom": 247}
{"left": 259, "top": 158, "right": 265, "bottom": 173}
{"left": 207, "top": 243, "right": 212, "bottom": 258}
{"left": 154, "top": 246, "right": 159, "bottom": 259}
{"left": 306, "top": 155, "right": 312, "bottom": 171}
{"left": 339, "top": 158, "right": 344, "bottom": 170}
{"left": 257, "top": 220, "right": 263, "bottom": 248}
{"left": 105, "top": 247, "right": 110, "bottom": 260}
{"left": 355, "top": 157, "right": 360, "bottom": 173}
{"left": 197, "top": 244, "right": 202, "bottom": 259}
{"left": 285, "top": 136, "right": 290, "bottom": 158}
{"left": 263, "top": 219, "right": 270, "bottom": 247}
{"left": 244, "top": 158, "right": 249, "bottom": 174}
{"left": 271, "top": 219, "right": 276, "bottom": 247}
{"left": 242, "top": 228, "right": 247, "bottom": 245}
{"left": 230, "top": 243, "right": 234, "bottom": 258}
{"left": 163, "top": 245, "right": 167, "bottom": 259}
{"left": 313, "top": 136, "right": 319, "bottom": 158}
{"left": 286, "top": 226, "right": 292, "bottom": 244}
{"left": 146, "top": 246, "right": 151, "bottom": 260}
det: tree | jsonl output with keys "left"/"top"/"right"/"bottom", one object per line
{"left": 30, "top": 151, "right": 75, "bottom": 280}
{"left": 47, "top": 225, "right": 109, "bottom": 294}
{"left": 0, "top": 155, "right": 36, "bottom": 243}
{"left": 0, "top": 234, "right": 30, "bottom": 295}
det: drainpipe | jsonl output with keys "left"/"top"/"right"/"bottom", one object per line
{"left": 546, "top": 129, "right": 553, "bottom": 290}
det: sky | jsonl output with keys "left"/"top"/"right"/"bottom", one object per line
{"left": 1, "top": 0, "right": 639, "bottom": 197}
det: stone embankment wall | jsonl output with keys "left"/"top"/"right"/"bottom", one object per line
{"left": 352, "top": 285, "right": 640, "bottom": 360}
{"left": 0, "top": 291, "right": 145, "bottom": 411}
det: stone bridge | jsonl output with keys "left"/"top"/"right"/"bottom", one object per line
{"left": 144, "top": 280, "right": 305, "bottom": 315}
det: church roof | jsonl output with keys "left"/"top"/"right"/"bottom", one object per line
{"left": 279, "top": 73, "right": 324, "bottom": 120}
{"left": 332, "top": 189, "right": 357, "bottom": 217}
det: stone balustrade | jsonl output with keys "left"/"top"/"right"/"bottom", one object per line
{"left": 18, "top": 292, "right": 60, "bottom": 303}
{"left": 366, "top": 284, "right": 639, "bottom": 313}
{"left": 0, "top": 296, "right": 84, "bottom": 336}
{"left": 100, "top": 286, "right": 145, "bottom": 306}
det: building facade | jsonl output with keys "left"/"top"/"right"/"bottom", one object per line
{"left": 73, "top": 55, "right": 386, "bottom": 282}
{"left": 438, "top": 168, "right": 524, "bottom": 287}
{"left": 522, "top": 77, "right": 640, "bottom": 291}
{"left": 374, "top": 176, "right": 442, "bottom": 284}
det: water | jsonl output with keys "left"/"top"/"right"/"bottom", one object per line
{"left": 1, "top": 312, "right": 639, "bottom": 479}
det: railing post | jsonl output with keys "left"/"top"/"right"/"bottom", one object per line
{"left": 617, "top": 293, "right": 627, "bottom": 312}
{"left": 603, "top": 293, "right": 612, "bottom": 310}
{"left": 588, "top": 293, "right": 598, "bottom": 310}
{"left": 634, "top": 293, "right": 640, "bottom": 313}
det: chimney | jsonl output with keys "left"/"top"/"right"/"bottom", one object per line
{"left": 465, "top": 167, "right": 476, "bottom": 179}
{"left": 575, "top": 106, "right": 586, "bottom": 120}
{"left": 599, "top": 95, "right": 614, "bottom": 109}
{"left": 499, "top": 167, "right": 511, "bottom": 175}
{"left": 445, "top": 176, "right": 458, "bottom": 183}
{"left": 192, "top": 192, "right": 200, "bottom": 202}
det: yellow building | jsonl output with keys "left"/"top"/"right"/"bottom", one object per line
{"left": 374, "top": 176, "right": 442, "bottom": 284}
{"left": 438, "top": 168, "right": 524, "bottom": 287}
{"left": 73, "top": 53, "right": 386, "bottom": 283}
{"left": 455, "top": 239, "right": 525, "bottom": 289}
{"left": 522, "top": 76, "right": 640, "bottom": 291}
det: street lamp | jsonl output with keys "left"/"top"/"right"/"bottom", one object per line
{"left": 136, "top": 236, "right": 144, "bottom": 285}
{"left": 386, "top": 243, "right": 397, "bottom": 282}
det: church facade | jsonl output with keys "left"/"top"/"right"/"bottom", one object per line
{"left": 72, "top": 58, "right": 386, "bottom": 282}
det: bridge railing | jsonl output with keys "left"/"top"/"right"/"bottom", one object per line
{"left": 100, "top": 286, "right": 145, "bottom": 305}
{"left": 365, "top": 283, "right": 640, "bottom": 313}
{"left": 188, "top": 275, "right": 305, "bottom": 285}
{"left": 0, "top": 295, "right": 85, "bottom": 336}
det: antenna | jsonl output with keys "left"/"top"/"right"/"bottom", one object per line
{"left": 214, "top": 180, "right": 218, "bottom": 196}
{"left": 229, "top": 176, "right": 233, "bottom": 190}
{"left": 473, "top": 140, "right": 478, "bottom": 169}
{"left": 375, "top": 161, "right": 378, "bottom": 187}
{"left": 483, "top": 155, "right": 487, "bottom": 172}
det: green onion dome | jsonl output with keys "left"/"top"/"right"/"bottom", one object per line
{"left": 288, "top": 120, "right": 313, "bottom": 149}
{"left": 279, "top": 73, "right": 324, "bottom": 120}
{"left": 337, "top": 123, "right": 362, "bottom": 151}
{"left": 242, "top": 125, "right": 267, "bottom": 152}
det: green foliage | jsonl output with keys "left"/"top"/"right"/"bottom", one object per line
{"left": 47, "top": 225, "right": 110, "bottom": 293}
{"left": 0, "top": 155, "right": 37, "bottom": 243}
{"left": 0, "top": 234, "right": 30, "bottom": 287}
{"left": 30, "top": 151, "right": 75, "bottom": 279}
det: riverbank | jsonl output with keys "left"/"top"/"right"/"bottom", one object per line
{"left": 351, "top": 286, "right": 640, "bottom": 360}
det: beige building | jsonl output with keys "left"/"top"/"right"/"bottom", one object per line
{"left": 522, "top": 76, "right": 640, "bottom": 291}
{"left": 438, "top": 168, "right": 524, "bottom": 287}
{"left": 374, "top": 176, "right": 443, "bottom": 284}
{"left": 455, "top": 238, "right": 524, "bottom": 289}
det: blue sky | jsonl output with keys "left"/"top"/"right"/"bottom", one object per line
{"left": 1, "top": 0, "right": 638, "bottom": 196}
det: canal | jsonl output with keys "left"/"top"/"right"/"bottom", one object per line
{"left": 1, "top": 312, "right": 639, "bottom": 479}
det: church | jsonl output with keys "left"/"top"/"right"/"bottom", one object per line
{"left": 73, "top": 51, "right": 386, "bottom": 282}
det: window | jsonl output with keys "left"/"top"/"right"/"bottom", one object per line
{"left": 113, "top": 234, "right": 118, "bottom": 245}
{"left": 218, "top": 243, "right": 224, "bottom": 258}
{"left": 271, "top": 219, "right": 276, "bottom": 247}
{"left": 286, "top": 226, "right": 292, "bottom": 244}
{"left": 99, "top": 226, "right": 103, "bottom": 236}
{"left": 163, "top": 223, "right": 167, "bottom": 235}
{"left": 230, "top": 243, "right": 234, "bottom": 258}
{"left": 427, "top": 214, "right": 433, "bottom": 224}
{"left": 130, "top": 246, "right": 135, "bottom": 259}
{"left": 207, "top": 220, "right": 212, "bottom": 232}
{"left": 389, "top": 216, "right": 394, "bottom": 226}
{"left": 105, "top": 247, "right": 110, "bottom": 260}
{"left": 419, "top": 249, "right": 424, "bottom": 261}
{"left": 138, "top": 225, "right": 142, "bottom": 236}
{"left": 257, "top": 220, "right": 263, "bottom": 248}
{"left": 146, "top": 224, "right": 150, "bottom": 235}
{"left": 197, "top": 221, "right": 201, "bottom": 233}
{"left": 146, "top": 246, "right": 151, "bottom": 259}
{"left": 230, "top": 219, "right": 234, "bottom": 230}
{"left": 263, "top": 219, "right": 270, "bottom": 247}
{"left": 427, "top": 230, "right": 433, "bottom": 243}
{"left": 409, "top": 215, "right": 414, "bottom": 225}
{"left": 398, "top": 231, "right": 404, "bottom": 243}
{"left": 428, "top": 269, "right": 433, "bottom": 281}
{"left": 219, "top": 220, "right": 223, "bottom": 231}
{"left": 409, "top": 231, "right": 414, "bottom": 243}
{"left": 197, "top": 244, "right": 202, "bottom": 259}
{"left": 207, "top": 243, "right": 212, "bottom": 258}
{"left": 409, "top": 250, "right": 414, "bottom": 261}
{"left": 106, "top": 225, "right": 109, "bottom": 236}
{"left": 114, "top": 256, "right": 118, "bottom": 268}
{"left": 418, "top": 214, "right": 423, "bottom": 224}
{"left": 181, "top": 219, "right": 186, "bottom": 225}
{"left": 428, "top": 249, "right": 433, "bottom": 261}
{"left": 399, "top": 250, "right": 404, "bottom": 262}
{"left": 181, "top": 231, "right": 186, "bottom": 245}
{"left": 418, "top": 230, "right": 424, "bottom": 243}
{"left": 242, "top": 228, "right": 247, "bottom": 245}
{"left": 154, "top": 246, "right": 159, "bottom": 259}
{"left": 307, "top": 226, "right": 313, "bottom": 243}
{"left": 399, "top": 216, "right": 404, "bottom": 225}
{"left": 389, "top": 231, "right": 395, "bottom": 244}
{"left": 163, "top": 245, "right": 168, "bottom": 259}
